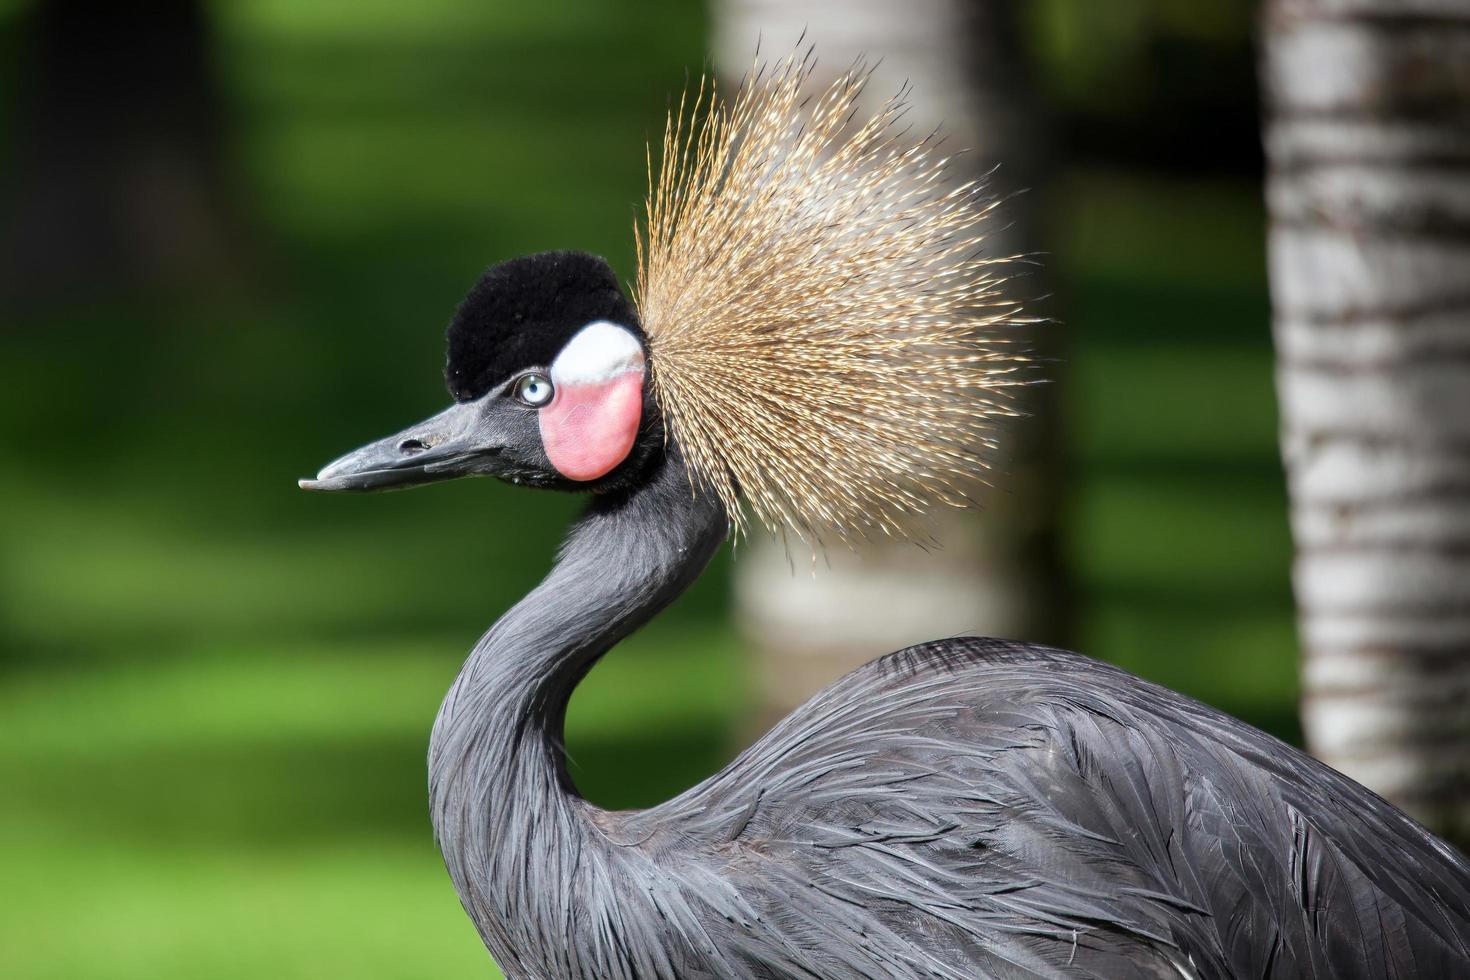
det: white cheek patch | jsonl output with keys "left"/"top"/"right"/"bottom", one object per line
{"left": 549, "top": 321, "right": 645, "bottom": 386}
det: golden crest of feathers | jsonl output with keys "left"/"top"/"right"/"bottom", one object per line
{"left": 634, "top": 50, "right": 1029, "bottom": 542}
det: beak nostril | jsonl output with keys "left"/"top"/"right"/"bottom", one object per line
{"left": 399, "top": 438, "right": 430, "bottom": 455}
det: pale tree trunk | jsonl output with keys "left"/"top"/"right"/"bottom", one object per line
{"left": 1262, "top": 0, "right": 1470, "bottom": 846}
{"left": 713, "top": 1, "right": 1067, "bottom": 731}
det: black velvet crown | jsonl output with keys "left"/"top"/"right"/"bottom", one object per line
{"left": 444, "top": 251, "right": 642, "bottom": 402}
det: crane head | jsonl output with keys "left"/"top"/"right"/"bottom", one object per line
{"left": 304, "top": 51, "right": 1033, "bottom": 545}
{"left": 299, "top": 251, "right": 661, "bottom": 495}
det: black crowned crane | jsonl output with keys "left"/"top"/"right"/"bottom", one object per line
{"left": 301, "top": 55, "right": 1470, "bottom": 979}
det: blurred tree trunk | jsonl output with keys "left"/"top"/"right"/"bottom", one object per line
{"left": 1262, "top": 0, "right": 1470, "bottom": 845}
{"left": 0, "top": 0, "right": 242, "bottom": 309}
{"left": 713, "top": 0, "right": 1068, "bottom": 732}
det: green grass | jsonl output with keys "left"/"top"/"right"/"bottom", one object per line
{"left": 1058, "top": 172, "right": 1297, "bottom": 738}
{"left": 0, "top": 3, "right": 1292, "bottom": 977}
{"left": 0, "top": 629, "right": 746, "bottom": 980}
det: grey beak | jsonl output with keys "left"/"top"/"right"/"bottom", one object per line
{"left": 299, "top": 400, "right": 491, "bottom": 492}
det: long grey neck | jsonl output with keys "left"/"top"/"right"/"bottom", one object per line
{"left": 427, "top": 450, "right": 727, "bottom": 962}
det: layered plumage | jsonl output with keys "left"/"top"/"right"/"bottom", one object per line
{"left": 610, "top": 637, "right": 1470, "bottom": 978}
{"left": 422, "top": 455, "right": 1470, "bottom": 979}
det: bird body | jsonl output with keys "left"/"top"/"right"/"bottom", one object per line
{"left": 422, "top": 451, "right": 1470, "bottom": 980}
{"left": 301, "top": 51, "right": 1470, "bottom": 980}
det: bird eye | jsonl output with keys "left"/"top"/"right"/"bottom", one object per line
{"left": 514, "top": 373, "right": 554, "bottom": 407}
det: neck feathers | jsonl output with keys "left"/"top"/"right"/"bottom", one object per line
{"left": 427, "top": 451, "right": 726, "bottom": 967}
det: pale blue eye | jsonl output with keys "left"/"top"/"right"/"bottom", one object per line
{"left": 515, "top": 374, "right": 554, "bottom": 406}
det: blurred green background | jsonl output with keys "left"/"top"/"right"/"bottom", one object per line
{"left": 0, "top": 1, "right": 1286, "bottom": 977}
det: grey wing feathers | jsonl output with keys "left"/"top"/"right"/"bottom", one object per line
{"left": 621, "top": 637, "right": 1470, "bottom": 979}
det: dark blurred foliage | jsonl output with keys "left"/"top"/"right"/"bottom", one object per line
{"left": 0, "top": 0, "right": 247, "bottom": 305}
{"left": 1029, "top": 0, "right": 1260, "bottom": 174}
{"left": 0, "top": 2, "right": 1286, "bottom": 976}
